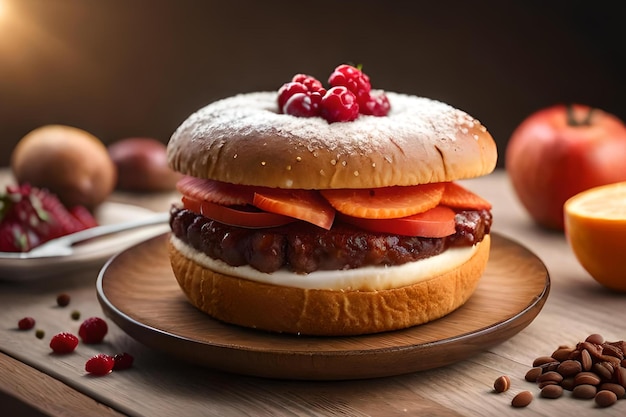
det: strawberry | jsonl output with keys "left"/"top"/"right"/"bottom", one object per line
{"left": 0, "top": 184, "right": 97, "bottom": 252}
{"left": 440, "top": 182, "right": 492, "bottom": 211}
{"left": 69, "top": 205, "right": 98, "bottom": 228}
{"left": 0, "top": 221, "right": 39, "bottom": 252}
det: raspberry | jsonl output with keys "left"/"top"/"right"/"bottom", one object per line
{"left": 328, "top": 64, "right": 371, "bottom": 101}
{"left": 278, "top": 74, "right": 326, "bottom": 116}
{"left": 277, "top": 82, "right": 308, "bottom": 113}
{"left": 113, "top": 352, "right": 134, "bottom": 370}
{"left": 359, "top": 90, "right": 391, "bottom": 117}
{"left": 18, "top": 317, "right": 35, "bottom": 330}
{"left": 78, "top": 317, "right": 108, "bottom": 344}
{"left": 292, "top": 74, "right": 325, "bottom": 93}
{"left": 85, "top": 353, "right": 115, "bottom": 376}
{"left": 319, "top": 86, "right": 360, "bottom": 123}
{"left": 282, "top": 93, "right": 319, "bottom": 118}
{"left": 50, "top": 332, "right": 79, "bottom": 354}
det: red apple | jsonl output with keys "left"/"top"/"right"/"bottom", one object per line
{"left": 506, "top": 104, "right": 626, "bottom": 230}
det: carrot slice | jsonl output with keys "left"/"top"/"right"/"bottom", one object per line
{"left": 320, "top": 183, "right": 445, "bottom": 219}
{"left": 440, "top": 182, "right": 492, "bottom": 210}
{"left": 253, "top": 189, "right": 336, "bottom": 230}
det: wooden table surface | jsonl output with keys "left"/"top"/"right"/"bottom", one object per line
{"left": 1, "top": 168, "right": 625, "bottom": 417}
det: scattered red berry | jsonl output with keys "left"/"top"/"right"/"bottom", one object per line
{"left": 78, "top": 317, "right": 108, "bottom": 344}
{"left": 18, "top": 317, "right": 35, "bottom": 330}
{"left": 319, "top": 86, "right": 360, "bottom": 123}
{"left": 50, "top": 332, "right": 79, "bottom": 353}
{"left": 113, "top": 352, "right": 134, "bottom": 370}
{"left": 85, "top": 353, "right": 115, "bottom": 376}
{"left": 56, "top": 293, "right": 71, "bottom": 307}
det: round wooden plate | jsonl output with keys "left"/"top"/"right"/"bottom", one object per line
{"left": 97, "top": 232, "right": 549, "bottom": 380}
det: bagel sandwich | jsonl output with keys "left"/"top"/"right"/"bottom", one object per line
{"left": 166, "top": 83, "right": 497, "bottom": 336}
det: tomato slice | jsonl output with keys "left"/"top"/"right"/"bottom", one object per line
{"left": 320, "top": 183, "right": 445, "bottom": 219}
{"left": 177, "top": 176, "right": 256, "bottom": 205}
{"left": 253, "top": 189, "right": 336, "bottom": 230}
{"left": 182, "top": 196, "right": 296, "bottom": 228}
{"left": 440, "top": 182, "right": 492, "bottom": 210}
{"left": 338, "top": 205, "right": 456, "bottom": 237}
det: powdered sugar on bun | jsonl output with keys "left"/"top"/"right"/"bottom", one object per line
{"left": 167, "top": 92, "right": 497, "bottom": 189}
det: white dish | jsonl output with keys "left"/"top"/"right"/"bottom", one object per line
{"left": 0, "top": 202, "right": 170, "bottom": 281}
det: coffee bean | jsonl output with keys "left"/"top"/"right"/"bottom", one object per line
{"left": 560, "top": 377, "right": 575, "bottom": 391}
{"left": 585, "top": 334, "right": 605, "bottom": 345}
{"left": 493, "top": 375, "right": 510, "bottom": 393}
{"left": 580, "top": 349, "right": 592, "bottom": 371}
{"left": 511, "top": 391, "right": 533, "bottom": 408}
{"left": 595, "top": 390, "right": 618, "bottom": 408}
{"left": 572, "top": 384, "right": 597, "bottom": 399}
{"left": 540, "top": 384, "right": 563, "bottom": 399}
{"left": 557, "top": 360, "right": 582, "bottom": 377}
{"left": 533, "top": 356, "right": 557, "bottom": 367}
{"left": 537, "top": 371, "right": 563, "bottom": 384}
{"left": 600, "top": 383, "right": 625, "bottom": 399}
{"left": 592, "top": 362, "right": 614, "bottom": 380}
{"left": 574, "top": 371, "right": 601, "bottom": 386}
{"left": 525, "top": 367, "right": 542, "bottom": 382}
{"left": 551, "top": 347, "right": 575, "bottom": 362}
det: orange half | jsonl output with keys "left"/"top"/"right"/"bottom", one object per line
{"left": 564, "top": 181, "right": 626, "bottom": 292}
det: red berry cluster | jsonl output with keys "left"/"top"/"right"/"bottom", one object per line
{"left": 277, "top": 64, "right": 390, "bottom": 123}
{"left": 17, "top": 296, "right": 135, "bottom": 376}
{"left": 85, "top": 352, "right": 134, "bottom": 376}
{"left": 47, "top": 317, "right": 133, "bottom": 375}
{"left": 17, "top": 312, "right": 133, "bottom": 376}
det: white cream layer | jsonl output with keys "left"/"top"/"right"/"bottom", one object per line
{"left": 171, "top": 235, "right": 479, "bottom": 291}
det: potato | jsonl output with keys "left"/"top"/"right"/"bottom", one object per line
{"left": 11, "top": 125, "right": 117, "bottom": 210}
{"left": 108, "top": 137, "right": 181, "bottom": 192}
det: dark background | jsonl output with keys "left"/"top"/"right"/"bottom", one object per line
{"left": 1, "top": 0, "right": 624, "bottom": 167}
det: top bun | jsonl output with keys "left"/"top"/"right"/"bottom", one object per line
{"left": 167, "top": 92, "right": 497, "bottom": 189}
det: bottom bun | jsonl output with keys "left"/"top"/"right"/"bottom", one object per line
{"left": 168, "top": 234, "right": 491, "bottom": 336}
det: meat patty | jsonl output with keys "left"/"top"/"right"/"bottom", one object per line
{"left": 170, "top": 206, "right": 492, "bottom": 274}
